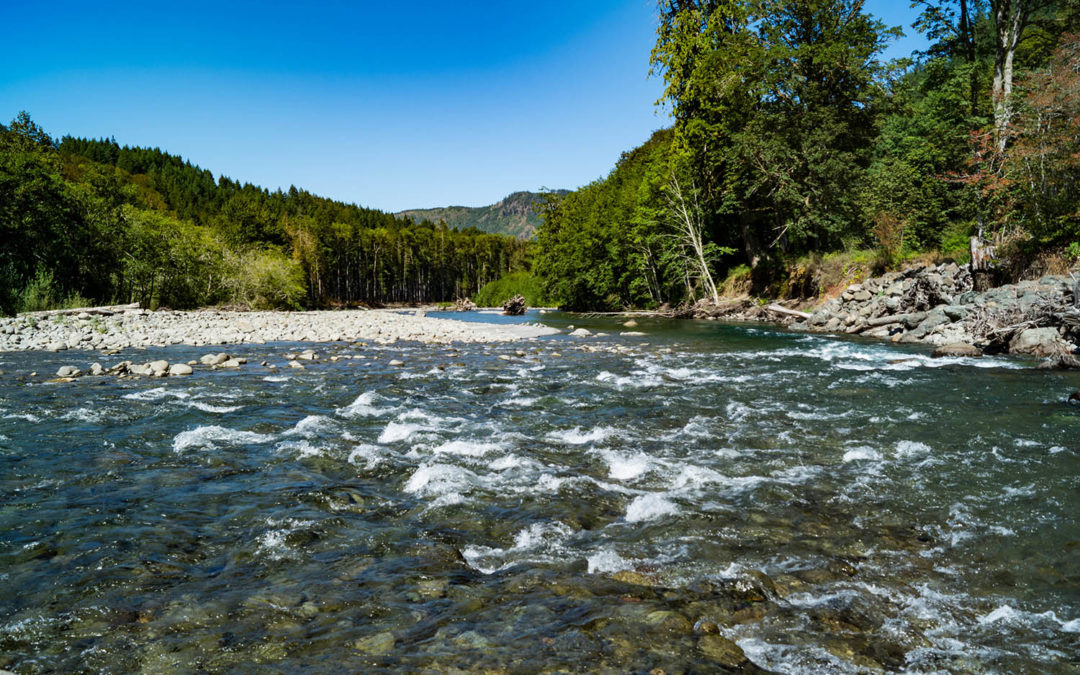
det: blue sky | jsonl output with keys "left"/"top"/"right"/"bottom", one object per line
{"left": 0, "top": 1, "right": 927, "bottom": 212}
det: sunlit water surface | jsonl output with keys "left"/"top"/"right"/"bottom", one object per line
{"left": 1, "top": 313, "right": 1077, "bottom": 673}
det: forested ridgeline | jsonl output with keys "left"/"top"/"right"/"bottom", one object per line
{"left": 535, "top": 1, "right": 1080, "bottom": 311}
{"left": 0, "top": 118, "right": 527, "bottom": 315}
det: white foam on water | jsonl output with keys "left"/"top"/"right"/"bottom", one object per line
{"left": 432, "top": 439, "right": 506, "bottom": 458}
{"left": 3, "top": 412, "right": 41, "bottom": 422}
{"left": 843, "top": 446, "right": 881, "bottom": 462}
{"left": 597, "top": 449, "right": 652, "bottom": 481}
{"left": 337, "top": 391, "right": 396, "bottom": 418}
{"left": 978, "top": 605, "right": 1080, "bottom": 633}
{"left": 488, "top": 454, "right": 531, "bottom": 471}
{"left": 262, "top": 375, "right": 289, "bottom": 382}
{"left": 172, "top": 425, "right": 276, "bottom": 453}
{"left": 546, "top": 425, "right": 619, "bottom": 445}
{"left": 669, "top": 464, "right": 727, "bottom": 490}
{"left": 403, "top": 463, "right": 478, "bottom": 498}
{"left": 347, "top": 443, "right": 385, "bottom": 468}
{"left": 586, "top": 548, "right": 632, "bottom": 574}
{"left": 463, "top": 521, "right": 576, "bottom": 574}
{"left": 123, "top": 387, "right": 189, "bottom": 401}
{"left": 183, "top": 400, "right": 243, "bottom": 413}
{"left": 1048, "top": 445, "right": 1067, "bottom": 454}
{"left": 1001, "top": 483, "right": 1036, "bottom": 499}
{"left": 501, "top": 396, "right": 538, "bottom": 408}
{"left": 625, "top": 493, "right": 679, "bottom": 523}
{"left": 595, "top": 370, "right": 664, "bottom": 390}
{"left": 378, "top": 421, "right": 426, "bottom": 444}
{"left": 895, "top": 440, "right": 931, "bottom": 457}
{"left": 724, "top": 401, "right": 752, "bottom": 421}
{"left": 275, "top": 439, "right": 326, "bottom": 459}
{"left": 283, "top": 414, "right": 338, "bottom": 438}
{"left": 60, "top": 407, "right": 107, "bottom": 423}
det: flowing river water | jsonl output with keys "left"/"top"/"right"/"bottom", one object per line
{"left": 1, "top": 312, "right": 1077, "bottom": 673}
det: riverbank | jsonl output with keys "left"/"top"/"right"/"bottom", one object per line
{"left": 0, "top": 308, "right": 561, "bottom": 353}
{"left": 613, "top": 262, "right": 1080, "bottom": 366}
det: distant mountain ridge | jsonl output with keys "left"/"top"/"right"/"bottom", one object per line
{"left": 397, "top": 190, "right": 569, "bottom": 239}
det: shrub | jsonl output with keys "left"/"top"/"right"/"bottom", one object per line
{"left": 17, "top": 267, "right": 91, "bottom": 313}
{"left": 473, "top": 272, "right": 549, "bottom": 307}
{"left": 221, "top": 248, "right": 306, "bottom": 310}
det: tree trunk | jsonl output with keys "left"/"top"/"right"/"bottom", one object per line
{"left": 992, "top": 0, "right": 1027, "bottom": 151}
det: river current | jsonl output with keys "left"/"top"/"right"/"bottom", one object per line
{"left": 1, "top": 312, "right": 1077, "bottom": 673}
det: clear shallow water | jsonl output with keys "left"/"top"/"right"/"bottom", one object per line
{"left": 0, "top": 316, "right": 1077, "bottom": 673}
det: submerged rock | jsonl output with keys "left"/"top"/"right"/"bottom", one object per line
{"left": 932, "top": 343, "right": 982, "bottom": 358}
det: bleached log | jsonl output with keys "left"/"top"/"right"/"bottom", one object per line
{"left": 20, "top": 302, "right": 140, "bottom": 318}
{"left": 766, "top": 304, "right": 811, "bottom": 320}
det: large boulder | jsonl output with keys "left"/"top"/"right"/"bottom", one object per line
{"left": 1009, "top": 327, "right": 1066, "bottom": 357}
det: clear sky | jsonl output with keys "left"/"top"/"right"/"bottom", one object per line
{"left": 0, "top": 1, "right": 928, "bottom": 213}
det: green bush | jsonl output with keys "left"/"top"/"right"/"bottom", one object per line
{"left": 17, "top": 267, "right": 90, "bottom": 313}
{"left": 221, "top": 248, "right": 306, "bottom": 310}
{"left": 473, "top": 272, "right": 549, "bottom": 307}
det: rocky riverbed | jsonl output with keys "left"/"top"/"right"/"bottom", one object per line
{"left": 0, "top": 308, "right": 560, "bottom": 353}
{"left": 793, "top": 263, "right": 1080, "bottom": 365}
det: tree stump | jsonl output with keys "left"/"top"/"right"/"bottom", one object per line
{"left": 502, "top": 295, "right": 526, "bottom": 316}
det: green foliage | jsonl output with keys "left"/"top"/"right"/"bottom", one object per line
{"left": 17, "top": 267, "right": 90, "bottom": 313}
{"left": 221, "top": 248, "right": 306, "bottom": 310}
{"left": 472, "top": 272, "right": 549, "bottom": 307}
{"left": 0, "top": 113, "right": 528, "bottom": 312}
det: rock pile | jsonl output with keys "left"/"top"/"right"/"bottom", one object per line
{"left": 795, "top": 263, "right": 1080, "bottom": 363}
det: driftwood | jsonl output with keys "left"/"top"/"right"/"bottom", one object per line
{"left": 502, "top": 295, "right": 527, "bottom": 316}
{"left": 765, "top": 304, "right": 811, "bottom": 320}
{"left": 20, "top": 302, "right": 140, "bottom": 318}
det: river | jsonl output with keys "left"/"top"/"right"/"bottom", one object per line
{"left": 1, "top": 311, "right": 1077, "bottom": 673}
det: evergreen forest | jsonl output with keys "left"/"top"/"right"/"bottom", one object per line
{"left": 0, "top": 118, "right": 528, "bottom": 315}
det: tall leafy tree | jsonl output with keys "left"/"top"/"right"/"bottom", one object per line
{"left": 652, "top": 0, "right": 898, "bottom": 258}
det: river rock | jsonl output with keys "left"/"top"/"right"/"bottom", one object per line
{"left": 570, "top": 328, "right": 593, "bottom": 337}
{"left": 56, "top": 365, "right": 80, "bottom": 377}
{"left": 168, "top": 363, "right": 193, "bottom": 376}
{"left": 288, "top": 360, "right": 305, "bottom": 369}
{"left": 698, "top": 634, "right": 748, "bottom": 667}
{"left": 148, "top": 360, "right": 170, "bottom": 375}
{"left": 353, "top": 631, "right": 395, "bottom": 655}
{"left": 200, "top": 353, "right": 229, "bottom": 366}
{"left": 1037, "top": 354, "right": 1080, "bottom": 370}
{"left": 220, "top": 358, "right": 246, "bottom": 368}
{"left": 932, "top": 343, "right": 982, "bottom": 358}
{"left": 1009, "top": 327, "right": 1066, "bottom": 356}
{"left": 388, "top": 359, "right": 404, "bottom": 366}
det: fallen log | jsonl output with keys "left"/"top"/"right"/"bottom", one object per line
{"left": 20, "top": 302, "right": 140, "bottom": 318}
{"left": 766, "top": 304, "right": 811, "bottom": 320}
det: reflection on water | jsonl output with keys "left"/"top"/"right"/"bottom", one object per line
{"left": 0, "top": 316, "right": 1077, "bottom": 673}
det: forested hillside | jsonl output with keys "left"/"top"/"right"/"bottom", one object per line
{"left": 534, "top": 0, "right": 1080, "bottom": 311}
{"left": 397, "top": 190, "right": 569, "bottom": 239}
{"left": 0, "top": 117, "right": 527, "bottom": 315}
